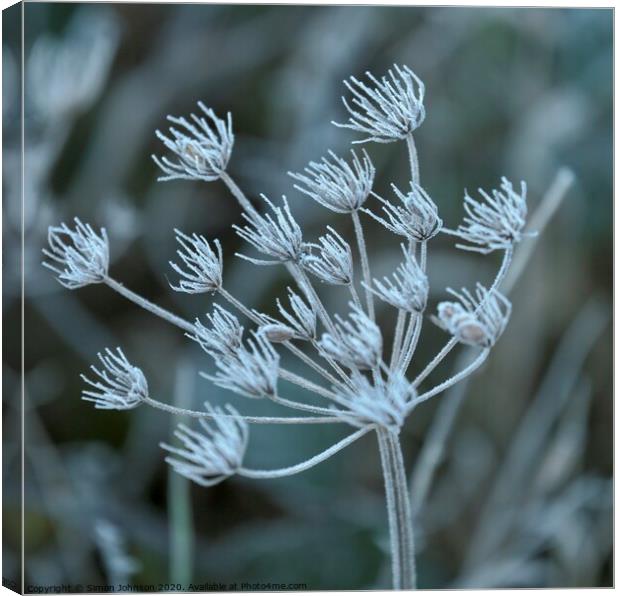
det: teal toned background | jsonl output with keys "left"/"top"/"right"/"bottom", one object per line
{"left": 3, "top": 4, "right": 612, "bottom": 589}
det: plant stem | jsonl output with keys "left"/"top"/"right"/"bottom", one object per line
{"left": 351, "top": 210, "right": 375, "bottom": 322}
{"left": 220, "top": 171, "right": 260, "bottom": 219}
{"left": 377, "top": 428, "right": 417, "bottom": 589}
{"left": 406, "top": 134, "right": 420, "bottom": 186}
{"left": 103, "top": 276, "right": 195, "bottom": 334}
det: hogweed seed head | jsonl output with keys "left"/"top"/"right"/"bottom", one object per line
{"left": 191, "top": 305, "right": 243, "bottom": 357}
{"left": 152, "top": 102, "right": 233, "bottom": 182}
{"left": 365, "top": 183, "right": 442, "bottom": 242}
{"left": 289, "top": 149, "right": 375, "bottom": 213}
{"left": 234, "top": 195, "right": 303, "bottom": 265}
{"left": 169, "top": 229, "right": 223, "bottom": 293}
{"left": 319, "top": 302, "right": 383, "bottom": 370}
{"left": 333, "top": 64, "right": 426, "bottom": 144}
{"left": 276, "top": 288, "right": 317, "bottom": 340}
{"left": 331, "top": 372, "right": 413, "bottom": 431}
{"left": 201, "top": 331, "right": 280, "bottom": 399}
{"left": 43, "top": 218, "right": 109, "bottom": 289}
{"left": 454, "top": 178, "right": 532, "bottom": 254}
{"left": 161, "top": 403, "right": 248, "bottom": 487}
{"left": 433, "top": 284, "right": 511, "bottom": 348}
{"left": 81, "top": 347, "right": 147, "bottom": 410}
{"left": 300, "top": 227, "right": 353, "bottom": 285}
{"left": 365, "top": 244, "right": 428, "bottom": 313}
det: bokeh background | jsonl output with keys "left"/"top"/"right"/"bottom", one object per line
{"left": 3, "top": 4, "right": 613, "bottom": 590}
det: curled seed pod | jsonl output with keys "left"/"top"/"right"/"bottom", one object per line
{"left": 260, "top": 323, "right": 297, "bottom": 343}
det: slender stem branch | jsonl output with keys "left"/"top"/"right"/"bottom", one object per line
{"left": 104, "top": 276, "right": 195, "bottom": 334}
{"left": 219, "top": 287, "right": 263, "bottom": 324}
{"left": 143, "top": 396, "right": 342, "bottom": 424}
{"left": 269, "top": 393, "right": 336, "bottom": 416}
{"left": 406, "top": 134, "right": 420, "bottom": 186}
{"left": 239, "top": 426, "right": 372, "bottom": 478}
{"left": 220, "top": 171, "right": 260, "bottom": 220}
{"left": 399, "top": 313, "right": 423, "bottom": 374}
{"left": 289, "top": 263, "right": 336, "bottom": 334}
{"left": 351, "top": 210, "right": 375, "bottom": 321}
{"left": 408, "top": 349, "right": 489, "bottom": 411}
{"left": 349, "top": 282, "right": 363, "bottom": 310}
{"left": 390, "top": 310, "right": 407, "bottom": 372}
{"left": 278, "top": 369, "right": 339, "bottom": 401}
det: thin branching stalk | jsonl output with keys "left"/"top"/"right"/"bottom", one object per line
{"left": 352, "top": 210, "right": 375, "bottom": 321}
{"left": 239, "top": 426, "right": 372, "bottom": 479}
{"left": 406, "top": 134, "right": 420, "bottom": 186}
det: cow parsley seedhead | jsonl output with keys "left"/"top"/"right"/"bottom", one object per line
{"left": 42, "top": 218, "right": 109, "bottom": 289}
{"left": 191, "top": 305, "right": 243, "bottom": 357}
{"left": 201, "top": 331, "right": 280, "bottom": 399}
{"left": 366, "top": 244, "right": 428, "bottom": 313}
{"left": 152, "top": 102, "right": 233, "bottom": 182}
{"left": 301, "top": 227, "right": 353, "bottom": 285}
{"left": 433, "top": 284, "right": 512, "bottom": 348}
{"left": 319, "top": 303, "right": 383, "bottom": 370}
{"left": 81, "top": 347, "right": 148, "bottom": 410}
{"left": 276, "top": 288, "right": 317, "bottom": 341}
{"left": 455, "top": 178, "right": 531, "bottom": 254}
{"left": 332, "top": 372, "right": 413, "bottom": 431}
{"left": 235, "top": 195, "right": 303, "bottom": 265}
{"left": 333, "top": 64, "right": 426, "bottom": 144}
{"left": 169, "top": 229, "right": 223, "bottom": 294}
{"left": 161, "top": 403, "right": 249, "bottom": 487}
{"left": 289, "top": 149, "right": 375, "bottom": 213}
{"left": 365, "top": 183, "right": 442, "bottom": 242}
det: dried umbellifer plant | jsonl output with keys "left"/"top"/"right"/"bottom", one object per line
{"left": 43, "top": 64, "right": 534, "bottom": 590}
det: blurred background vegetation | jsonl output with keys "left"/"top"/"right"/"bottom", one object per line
{"left": 3, "top": 4, "right": 612, "bottom": 589}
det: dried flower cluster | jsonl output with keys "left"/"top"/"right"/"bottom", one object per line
{"left": 43, "top": 64, "right": 533, "bottom": 590}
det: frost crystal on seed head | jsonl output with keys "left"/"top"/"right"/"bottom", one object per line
{"left": 191, "top": 304, "right": 243, "bottom": 357}
{"left": 365, "top": 183, "right": 442, "bottom": 242}
{"left": 319, "top": 303, "right": 383, "bottom": 370}
{"left": 300, "top": 227, "right": 354, "bottom": 285}
{"left": 433, "top": 284, "right": 512, "bottom": 348}
{"left": 201, "top": 331, "right": 280, "bottom": 399}
{"left": 42, "top": 218, "right": 109, "bottom": 289}
{"left": 169, "top": 229, "right": 223, "bottom": 294}
{"left": 289, "top": 149, "right": 375, "bottom": 213}
{"left": 81, "top": 347, "right": 148, "bottom": 410}
{"left": 454, "top": 178, "right": 532, "bottom": 254}
{"left": 332, "top": 372, "right": 413, "bottom": 430}
{"left": 333, "top": 64, "right": 426, "bottom": 144}
{"left": 152, "top": 102, "right": 233, "bottom": 182}
{"left": 365, "top": 244, "right": 428, "bottom": 313}
{"left": 161, "top": 403, "right": 248, "bottom": 487}
{"left": 234, "top": 195, "right": 303, "bottom": 265}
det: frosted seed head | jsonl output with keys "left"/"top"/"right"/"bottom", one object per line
{"left": 332, "top": 64, "right": 426, "bottom": 144}
{"left": 318, "top": 302, "right": 383, "bottom": 370}
{"left": 201, "top": 331, "right": 280, "bottom": 399}
{"left": 152, "top": 103, "right": 233, "bottom": 182}
{"left": 433, "top": 284, "right": 511, "bottom": 348}
{"left": 364, "top": 182, "right": 442, "bottom": 242}
{"left": 454, "top": 178, "right": 532, "bottom": 254}
{"left": 234, "top": 195, "right": 303, "bottom": 265}
{"left": 42, "top": 218, "right": 109, "bottom": 289}
{"left": 169, "top": 229, "right": 223, "bottom": 294}
{"left": 331, "top": 372, "right": 413, "bottom": 430}
{"left": 365, "top": 244, "right": 428, "bottom": 313}
{"left": 161, "top": 403, "right": 248, "bottom": 487}
{"left": 300, "top": 227, "right": 353, "bottom": 285}
{"left": 289, "top": 149, "right": 375, "bottom": 213}
{"left": 190, "top": 305, "right": 243, "bottom": 357}
{"left": 81, "top": 347, "right": 147, "bottom": 410}
{"left": 276, "top": 288, "right": 316, "bottom": 341}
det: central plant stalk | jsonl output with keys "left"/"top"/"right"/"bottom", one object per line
{"left": 377, "top": 428, "right": 417, "bottom": 589}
